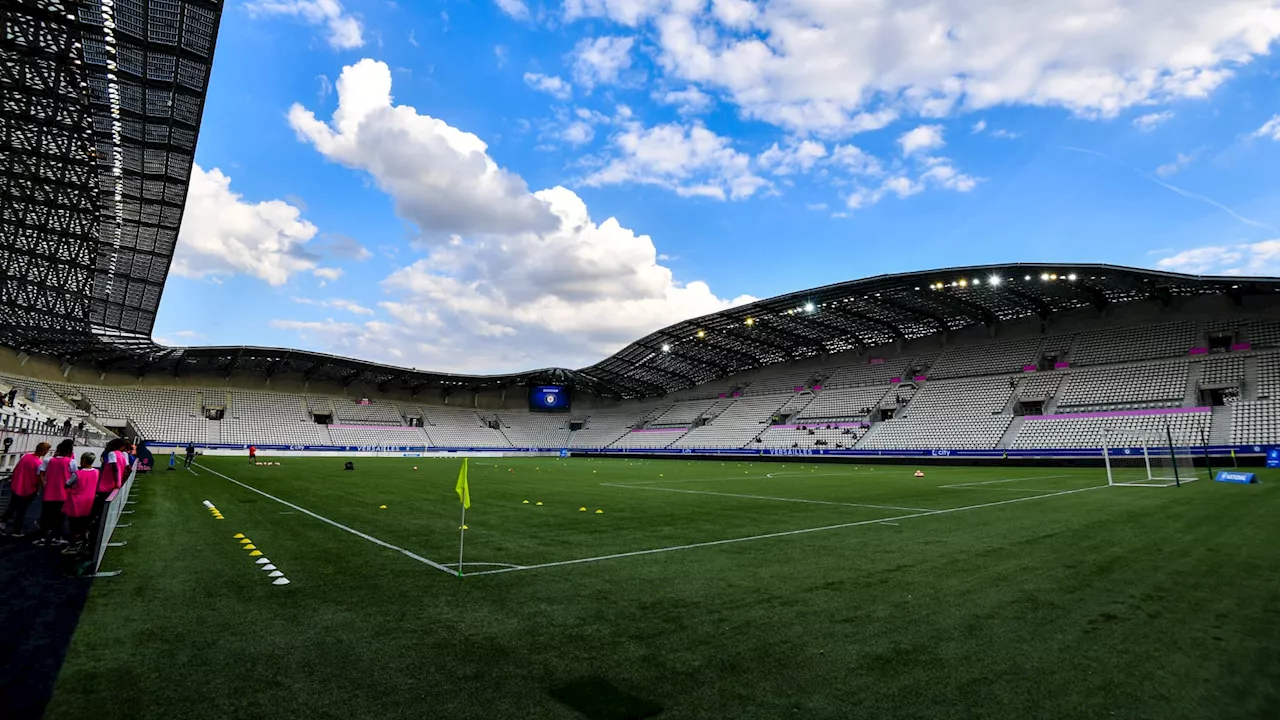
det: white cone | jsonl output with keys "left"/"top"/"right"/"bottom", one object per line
{"left": 261, "top": 564, "right": 277, "bottom": 571}
{"left": 255, "top": 558, "right": 270, "bottom": 565}
{"left": 269, "top": 570, "right": 284, "bottom": 577}
{"left": 272, "top": 577, "right": 290, "bottom": 585}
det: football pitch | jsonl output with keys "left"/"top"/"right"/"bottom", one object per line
{"left": 45, "top": 457, "right": 1280, "bottom": 719}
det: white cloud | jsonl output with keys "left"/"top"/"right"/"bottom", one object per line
{"left": 561, "top": 121, "right": 596, "bottom": 145}
{"left": 313, "top": 267, "right": 344, "bottom": 281}
{"left": 172, "top": 164, "right": 320, "bottom": 286}
{"left": 655, "top": 86, "right": 714, "bottom": 115}
{"left": 990, "top": 129, "right": 1022, "bottom": 139}
{"left": 920, "top": 161, "right": 979, "bottom": 192}
{"left": 971, "top": 119, "right": 987, "bottom": 134}
{"left": 829, "top": 144, "right": 884, "bottom": 176}
{"left": 246, "top": 0, "right": 364, "bottom": 50}
{"left": 291, "top": 296, "right": 374, "bottom": 315}
{"left": 524, "top": 72, "right": 573, "bottom": 100}
{"left": 898, "top": 125, "right": 946, "bottom": 155}
{"left": 572, "top": 36, "right": 636, "bottom": 89}
{"left": 633, "top": 1, "right": 1280, "bottom": 135}
{"left": 584, "top": 120, "right": 769, "bottom": 200}
{"left": 1155, "top": 240, "right": 1280, "bottom": 276}
{"left": 1133, "top": 111, "right": 1174, "bottom": 131}
{"left": 757, "top": 140, "right": 827, "bottom": 175}
{"left": 1155, "top": 152, "right": 1196, "bottom": 177}
{"left": 281, "top": 59, "right": 751, "bottom": 372}
{"left": 1254, "top": 115, "right": 1280, "bottom": 140}
{"left": 494, "top": 0, "right": 530, "bottom": 20}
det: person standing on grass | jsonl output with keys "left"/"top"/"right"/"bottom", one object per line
{"left": 184, "top": 442, "right": 195, "bottom": 468}
{"left": 62, "top": 453, "right": 98, "bottom": 555}
{"left": 249, "top": 445, "right": 257, "bottom": 464}
{"left": 34, "top": 439, "right": 76, "bottom": 547}
{"left": 1, "top": 442, "right": 50, "bottom": 538}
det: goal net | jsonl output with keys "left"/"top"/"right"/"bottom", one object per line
{"left": 1101, "top": 427, "right": 1200, "bottom": 487}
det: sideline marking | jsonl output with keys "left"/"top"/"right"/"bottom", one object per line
{"left": 186, "top": 466, "right": 200, "bottom": 476}
{"left": 467, "top": 484, "right": 1107, "bottom": 577}
{"left": 196, "top": 463, "right": 457, "bottom": 576}
{"left": 938, "top": 474, "right": 1073, "bottom": 489}
{"left": 601, "top": 483, "right": 932, "bottom": 512}
{"left": 441, "top": 562, "right": 526, "bottom": 570}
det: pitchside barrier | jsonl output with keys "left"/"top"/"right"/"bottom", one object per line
{"left": 88, "top": 465, "right": 137, "bottom": 577}
{"left": 144, "top": 441, "right": 1278, "bottom": 465}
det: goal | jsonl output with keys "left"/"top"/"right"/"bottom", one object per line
{"left": 1101, "top": 426, "right": 1200, "bottom": 487}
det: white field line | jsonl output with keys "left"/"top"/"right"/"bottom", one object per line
{"left": 186, "top": 466, "right": 200, "bottom": 476}
{"left": 937, "top": 474, "right": 1074, "bottom": 489}
{"left": 196, "top": 463, "right": 457, "bottom": 577}
{"left": 601, "top": 482, "right": 933, "bottom": 512}
{"left": 467, "top": 484, "right": 1108, "bottom": 577}
{"left": 878, "top": 522, "right": 900, "bottom": 526}
{"left": 441, "top": 562, "right": 526, "bottom": 569}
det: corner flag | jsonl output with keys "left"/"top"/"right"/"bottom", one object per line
{"left": 455, "top": 458, "right": 470, "bottom": 509}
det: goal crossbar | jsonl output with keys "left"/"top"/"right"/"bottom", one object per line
{"left": 1101, "top": 426, "right": 1200, "bottom": 488}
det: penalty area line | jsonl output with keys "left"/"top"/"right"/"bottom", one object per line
{"left": 195, "top": 463, "right": 456, "bottom": 577}
{"left": 467, "top": 484, "right": 1108, "bottom": 577}
{"left": 601, "top": 482, "right": 933, "bottom": 512}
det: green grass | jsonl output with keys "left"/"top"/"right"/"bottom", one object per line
{"left": 45, "top": 457, "right": 1280, "bottom": 720}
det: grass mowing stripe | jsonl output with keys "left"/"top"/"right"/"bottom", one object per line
{"left": 600, "top": 482, "right": 933, "bottom": 512}
{"left": 467, "top": 483, "right": 1109, "bottom": 576}
{"left": 195, "top": 463, "right": 457, "bottom": 576}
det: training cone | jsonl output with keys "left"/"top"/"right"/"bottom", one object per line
{"left": 215, "top": 517, "right": 225, "bottom": 520}
{"left": 579, "top": 507, "right": 587, "bottom": 512}
{"left": 261, "top": 564, "right": 277, "bottom": 571}
{"left": 255, "top": 558, "right": 270, "bottom": 564}
{"left": 243, "top": 544, "right": 257, "bottom": 550}
{"left": 595, "top": 509, "right": 604, "bottom": 514}
{"left": 522, "top": 500, "right": 529, "bottom": 504}
{"left": 239, "top": 538, "right": 251, "bottom": 544}
{"left": 535, "top": 501, "right": 543, "bottom": 506}
{"left": 272, "top": 578, "right": 290, "bottom": 586}
{"left": 249, "top": 550, "right": 263, "bottom": 557}
{"left": 233, "top": 533, "right": 245, "bottom": 539}
{"left": 379, "top": 505, "right": 387, "bottom": 509}
{"left": 268, "top": 570, "right": 284, "bottom": 578}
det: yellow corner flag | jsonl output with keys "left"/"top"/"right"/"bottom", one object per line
{"left": 455, "top": 458, "right": 471, "bottom": 509}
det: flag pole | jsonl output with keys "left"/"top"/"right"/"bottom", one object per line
{"left": 457, "top": 504, "right": 466, "bottom": 577}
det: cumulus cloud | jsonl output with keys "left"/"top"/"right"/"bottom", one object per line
{"left": 1255, "top": 115, "right": 1280, "bottom": 140}
{"left": 246, "top": 0, "right": 364, "bottom": 49}
{"left": 1155, "top": 240, "right": 1280, "bottom": 276}
{"left": 971, "top": 119, "right": 987, "bottom": 134}
{"left": 1134, "top": 111, "right": 1175, "bottom": 131}
{"left": 1155, "top": 152, "right": 1196, "bottom": 177}
{"left": 493, "top": 0, "right": 531, "bottom": 20}
{"left": 583, "top": 120, "right": 769, "bottom": 200}
{"left": 572, "top": 36, "right": 636, "bottom": 89}
{"left": 172, "top": 165, "right": 320, "bottom": 286}
{"left": 524, "top": 72, "right": 573, "bottom": 100}
{"left": 655, "top": 86, "right": 714, "bottom": 115}
{"left": 898, "top": 125, "right": 946, "bottom": 155}
{"left": 280, "top": 59, "right": 751, "bottom": 372}
{"left": 584, "top": 1, "right": 1280, "bottom": 136}
{"left": 757, "top": 140, "right": 827, "bottom": 175}
{"left": 291, "top": 296, "right": 375, "bottom": 315}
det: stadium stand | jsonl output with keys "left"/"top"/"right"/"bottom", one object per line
{"left": 1257, "top": 355, "right": 1280, "bottom": 399}
{"left": 611, "top": 428, "right": 685, "bottom": 449}
{"left": 795, "top": 386, "right": 891, "bottom": 421}
{"left": 1070, "top": 322, "right": 1196, "bottom": 365}
{"left": 1018, "top": 372, "right": 1065, "bottom": 399}
{"left": 926, "top": 337, "right": 1043, "bottom": 378}
{"left": 1012, "top": 409, "right": 1211, "bottom": 449}
{"left": 647, "top": 399, "right": 718, "bottom": 428}
{"left": 497, "top": 413, "right": 571, "bottom": 448}
{"left": 1199, "top": 355, "right": 1245, "bottom": 387}
{"left": 822, "top": 359, "right": 912, "bottom": 388}
{"left": 331, "top": 398, "right": 405, "bottom": 425}
{"left": 1229, "top": 401, "right": 1280, "bottom": 445}
{"left": 1056, "top": 361, "right": 1189, "bottom": 411}
{"left": 672, "top": 395, "right": 791, "bottom": 448}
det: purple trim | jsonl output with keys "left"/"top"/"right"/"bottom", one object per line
{"left": 1188, "top": 347, "right": 1209, "bottom": 355}
{"left": 1023, "top": 365, "right": 1038, "bottom": 372}
{"left": 717, "top": 393, "right": 727, "bottom": 398}
{"left": 890, "top": 377, "right": 902, "bottom": 384}
{"left": 812, "top": 384, "right": 823, "bottom": 391}
{"left": 913, "top": 375, "right": 927, "bottom": 382}
{"left": 731, "top": 392, "right": 742, "bottom": 397}
{"left": 770, "top": 422, "right": 868, "bottom": 430}
{"left": 330, "top": 424, "right": 420, "bottom": 431}
{"left": 1053, "top": 361, "right": 1070, "bottom": 369}
{"left": 1232, "top": 342, "right": 1252, "bottom": 351}
{"left": 870, "top": 358, "right": 885, "bottom": 365}
{"left": 630, "top": 427, "right": 688, "bottom": 433}
{"left": 1024, "top": 406, "right": 1210, "bottom": 421}
{"left": 794, "top": 386, "right": 804, "bottom": 392}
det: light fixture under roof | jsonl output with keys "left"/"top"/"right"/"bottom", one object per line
{"left": 989, "top": 275, "right": 1001, "bottom": 286}
{"left": 804, "top": 302, "right": 815, "bottom": 313}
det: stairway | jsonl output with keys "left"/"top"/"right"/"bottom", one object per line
{"left": 1183, "top": 361, "right": 1203, "bottom": 407}
{"left": 996, "top": 416, "right": 1026, "bottom": 448}
{"left": 1208, "top": 405, "right": 1233, "bottom": 445}
{"left": 1243, "top": 355, "right": 1260, "bottom": 401}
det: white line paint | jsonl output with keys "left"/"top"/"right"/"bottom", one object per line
{"left": 440, "top": 562, "right": 526, "bottom": 569}
{"left": 878, "top": 522, "right": 900, "bottom": 526}
{"left": 601, "top": 482, "right": 933, "bottom": 512}
{"left": 938, "top": 474, "right": 1073, "bottom": 489}
{"left": 186, "top": 466, "right": 200, "bottom": 476}
{"left": 196, "top": 463, "right": 456, "bottom": 577}
{"left": 467, "top": 484, "right": 1107, "bottom": 577}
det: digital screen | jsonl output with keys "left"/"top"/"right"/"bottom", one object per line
{"left": 529, "top": 385, "right": 571, "bottom": 412}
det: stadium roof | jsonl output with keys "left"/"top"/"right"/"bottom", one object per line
{"left": 5, "top": 262, "right": 1279, "bottom": 399}
{"left": 0, "top": 0, "right": 222, "bottom": 355}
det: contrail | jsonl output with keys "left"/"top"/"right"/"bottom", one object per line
{"left": 1055, "top": 145, "right": 1274, "bottom": 232}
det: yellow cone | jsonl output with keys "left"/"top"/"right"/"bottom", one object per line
{"left": 239, "top": 538, "right": 251, "bottom": 544}
{"left": 249, "top": 550, "right": 262, "bottom": 557}
{"left": 243, "top": 544, "right": 257, "bottom": 550}
{"left": 522, "top": 500, "right": 529, "bottom": 504}
{"left": 536, "top": 501, "right": 543, "bottom": 506}
{"left": 215, "top": 517, "right": 225, "bottom": 520}
{"left": 595, "top": 509, "right": 604, "bottom": 514}
{"left": 458, "top": 524, "right": 469, "bottom": 529}
{"left": 379, "top": 505, "right": 387, "bottom": 509}
{"left": 233, "top": 533, "right": 245, "bottom": 539}
{"left": 579, "top": 507, "right": 587, "bottom": 512}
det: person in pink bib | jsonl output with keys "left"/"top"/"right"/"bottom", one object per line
{"left": 62, "top": 452, "right": 99, "bottom": 555}
{"left": 34, "top": 439, "right": 76, "bottom": 547}
{"left": 2, "top": 442, "right": 50, "bottom": 538}
{"left": 94, "top": 439, "right": 131, "bottom": 519}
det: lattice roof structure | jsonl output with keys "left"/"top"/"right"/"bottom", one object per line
{"left": 0, "top": 0, "right": 222, "bottom": 356}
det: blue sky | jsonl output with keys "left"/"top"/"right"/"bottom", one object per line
{"left": 153, "top": 0, "right": 1280, "bottom": 373}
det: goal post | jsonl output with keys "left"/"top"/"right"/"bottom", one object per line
{"left": 1101, "top": 426, "right": 1200, "bottom": 487}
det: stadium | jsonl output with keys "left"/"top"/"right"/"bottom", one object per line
{"left": 2, "top": 2, "right": 1279, "bottom": 720}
